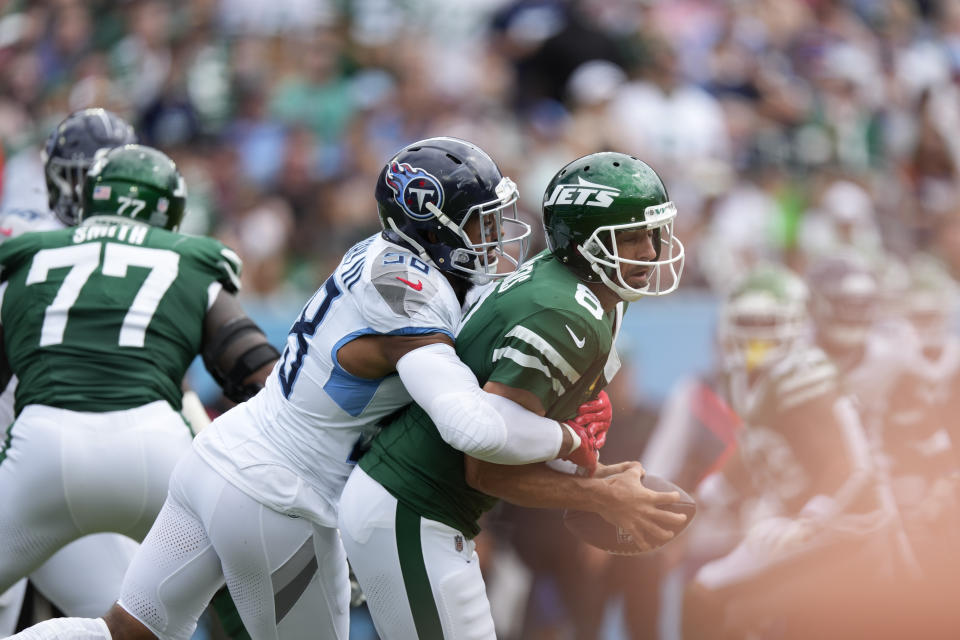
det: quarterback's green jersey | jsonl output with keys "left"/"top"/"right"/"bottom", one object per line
{"left": 361, "top": 251, "right": 624, "bottom": 537}
{"left": 0, "top": 217, "right": 241, "bottom": 415}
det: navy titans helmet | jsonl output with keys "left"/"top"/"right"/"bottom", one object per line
{"left": 42, "top": 108, "right": 138, "bottom": 225}
{"left": 375, "top": 137, "right": 530, "bottom": 283}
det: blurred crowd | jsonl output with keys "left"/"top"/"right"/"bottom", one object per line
{"left": 2, "top": 0, "right": 960, "bottom": 299}
{"left": 5, "top": 0, "right": 960, "bottom": 638}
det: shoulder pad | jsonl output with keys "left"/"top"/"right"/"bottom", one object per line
{"left": 183, "top": 236, "right": 243, "bottom": 294}
{"left": 763, "top": 345, "right": 838, "bottom": 412}
{"left": 368, "top": 245, "right": 447, "bottom": 320}
{"left": 0, "top": 232, "right": 44, "bottom": 281}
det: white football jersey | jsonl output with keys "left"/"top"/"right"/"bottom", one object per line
{"left": 194, "top": 234, "right": 465, "bottom": 526}
{"left": 0, "top": 207, "right": 62, "bottom": 427}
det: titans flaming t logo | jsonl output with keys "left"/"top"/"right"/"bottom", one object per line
{"left": 384, "top": 161, "right": 444, "bottom": 221}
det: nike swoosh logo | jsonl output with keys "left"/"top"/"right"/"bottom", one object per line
{"left": 566, "top": 325, "right": 586, "bottom": 349}
{"left": 396, "top": 276, "right": 423, "bottom": 291}
{"left": 0, "top": 228, "right": 12, "bottom": 237}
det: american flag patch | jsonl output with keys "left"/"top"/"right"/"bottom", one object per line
{"left": 92, "top": 185, "right": 111, "bottom": 200}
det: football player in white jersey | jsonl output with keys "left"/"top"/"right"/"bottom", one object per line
{"left": 10, "top": 138, "right": 613, "bottom": 640}
{"left": 0, "top": 109, "right": 147, "bottom": 635}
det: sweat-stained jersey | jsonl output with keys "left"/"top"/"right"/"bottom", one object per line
{"left": 0, "top": 216, "right": 241, "bottom": 415}
{"left": 361, "top": 251, "right": 624, "bottom": 537}
{"left": 192, "top": 233, "right": 464, "bottom": 527}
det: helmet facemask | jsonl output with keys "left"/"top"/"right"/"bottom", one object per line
{"left": 43, "top": 152, "right": 91, "bottom": 226}
{"left": 388, "top": 177, "right": 531, "bottom": 284}
{"left": 720, "top": 299, "right": 809, "bottom": 375}
{"left": 579, "top": 201, "right": 684, "bottom": 301}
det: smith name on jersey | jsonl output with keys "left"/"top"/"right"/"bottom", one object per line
{"left": 0, "top": 216, "right": 241, "bottom": 415}
{"left": 361, "top": 251, "right": 624, "bottom": 537}
{"left": 192, "top": 233, "right": 465, "bottom": 526}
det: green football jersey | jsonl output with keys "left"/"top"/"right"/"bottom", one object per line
{"left": 0, "top": 217, "right": 241, "bottom": 415}
{"left": 737, "top": 344, "right": 843, "bottom": 510}
{"left": 361, "top": 251, "right": 624, "bottom": 537}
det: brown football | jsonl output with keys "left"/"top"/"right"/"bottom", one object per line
{"left": 563, "top": 473, "right": 696, "bottom": 555}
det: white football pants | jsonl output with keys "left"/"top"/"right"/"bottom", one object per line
{"left": 118, "top": 446, "right": 350, "bottom": 640}
{"left": 0, "top": 402, "right": 192, "bottom": 595}
{"left": 0, "top": 534, "right": 138, "bottom": 635}
{"left": 338, "top": 467, "right": 496, "bottom": 640}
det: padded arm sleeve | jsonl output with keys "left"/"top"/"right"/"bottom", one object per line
{"left": 396, "top": 343, "right": 564, "bottom": 464}
{"left": 202, "top": 291, "right": 280, "bottom": 403}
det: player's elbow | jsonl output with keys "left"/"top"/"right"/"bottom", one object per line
{"left": 432, "top": 390, "right": 509, "bottom": 460}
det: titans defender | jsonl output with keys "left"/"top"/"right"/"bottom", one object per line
{"left": 339, "top": 152, "right": 689, "bottom": 640}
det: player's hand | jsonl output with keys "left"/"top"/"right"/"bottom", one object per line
{"left": 573, "top": 390, "right": 612, "bottom": 449}
{"left": 560, "top": 420, "right": 599, "bottom": 477}
{"left": 596, "top": 465, "right": 688, "bottom": 551}
{"left": 593, "top": 460, "right": 644, "bottom": 479}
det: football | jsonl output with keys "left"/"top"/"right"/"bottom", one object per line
{"left": 563, "top": 473, "right": 697, "bottom": 555}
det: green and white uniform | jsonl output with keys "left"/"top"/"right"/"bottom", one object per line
{"left": 339, "top": 251, "right": 623, "bottom": 640}
{"left": 696, "top": 343, "right": 876, "bottom": 591}
{"left": 0, "top": 207, "right": 144, "bottom": 636}
{"left": 0, "top": 216, "right": 241, "bottom": 596}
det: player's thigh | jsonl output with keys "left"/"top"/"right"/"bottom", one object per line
{"left": 268, "top": 525, "right": 350, "bottom": 640}
{"left": 30, "top": 532, "right": 139, "bottom": 617}
{"left": 339, "top": 467, "right": 495, "bottom": 640}
{"left": 66, "top": 401, "right": 193, "bottom": 538}
{"left": 175, "top": 448, "right": 348, "bottom": 640}
{"left": 0, "top": 407, "right": 82, "bottom": 590}
{"left": 118, "top": 450, "right": 228, "bottom": 640}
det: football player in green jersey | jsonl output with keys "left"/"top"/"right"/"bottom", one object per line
{"left": 338, "top": 152, "right": 688, "bottom": 639}
{"left": 0, "top": 108, "right": 143, "bottom": 637}
{"left": 0, "top": 144, "right": 279, "bottom": 628}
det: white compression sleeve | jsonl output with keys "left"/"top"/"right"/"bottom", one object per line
{"left": 396, "top": 343, "right": 564, "bottom": 464}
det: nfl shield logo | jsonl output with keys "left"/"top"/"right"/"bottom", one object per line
{"left": 454, "top": 535, "right": 463, "bottom": 552}
{"left": 92, "top": 185, "right": 111, "bottom": 200}
{"left": 157, "top": 197, "right": 169, "bottom": 213}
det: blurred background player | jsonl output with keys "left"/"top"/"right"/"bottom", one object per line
{"left": 680, "top": 264, "right": 879, "bottom": 639}
{"left": 0, "top": 144, "right": 278, "bottom": 636}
